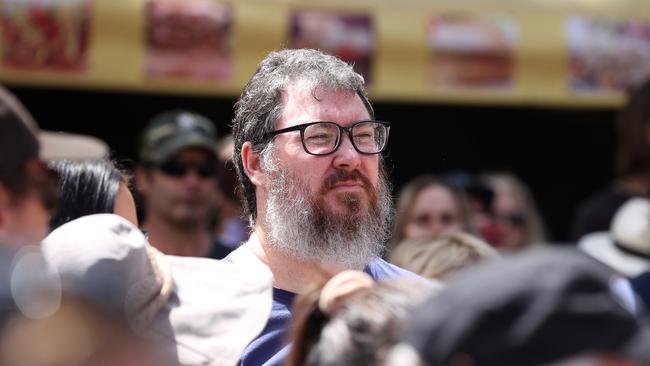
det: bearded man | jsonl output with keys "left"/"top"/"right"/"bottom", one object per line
{"left": 227, "top": 49, "right": 415, "bottom": 365}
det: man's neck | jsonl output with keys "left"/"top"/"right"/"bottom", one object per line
{"left": 247, "top": 228, "right": 347, "bottom": 294}
{"left": 143, "top": 213, "right": 212, "bottom": 257}
{"left": 618, "top": 174, "right": 650, "bottom": 196}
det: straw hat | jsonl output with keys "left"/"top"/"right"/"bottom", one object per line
{"left": 578, "top": 198, "right": 650, "bottom": 277}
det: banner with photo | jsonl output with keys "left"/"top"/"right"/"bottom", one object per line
{"left": 567, "top": 16, "right": 650, "bottom": 93}
{"left": 0, "top": 0, "right": 646, "bottom": 108}
{"left": 289, "top": 8, "right": 374, "bottom": 84}
{"left": 1, "top": 0, "right": 92, "bottom": 73}
{"left": 144, "top": 0, "right": 233, "bottom": 82}
{"left": 427, "top": 13, "right": 518, "bottom": 90}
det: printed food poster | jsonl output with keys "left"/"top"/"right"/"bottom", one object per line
{"left": 145, "top": 0, "right": 232, "bottom": 82}
{"left": 289, "top": 9, "right": 374, "bottom": 84}
{"left": 427, "top": 14, "right": 518, "bottom": 89}
{"left": 1, "top": 0, "right": 92, "bottom": 72}
{"left": 567, "top": 16, "right": 650, "bottom": 92}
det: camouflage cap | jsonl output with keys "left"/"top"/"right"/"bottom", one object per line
{"left": 139, "top": 109, "right": 217, "bottom": 165}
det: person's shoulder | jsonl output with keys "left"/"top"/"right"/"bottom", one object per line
{"left": 207, "top": 239, "right": 234, "bottom": 260}
{"left": 571, "top": 184, "right": 635, "bottom": 240}
{"left": 578, "top": 185, "right": 633, "bottom": 213}
{"left": 364, "top": 257, "right": 420, "bottom": 281}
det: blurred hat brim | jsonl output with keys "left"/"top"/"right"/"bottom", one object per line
{"left": 149, "top": 134, "right": 216, "bottom": 164}
{"left": 578, "top": 232, "right": 650, "bottom": 277}
{"left": 39, "top": 131, "right": 109, "bottom": 161}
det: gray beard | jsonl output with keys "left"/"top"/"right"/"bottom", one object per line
{"left": 262, "top": 163, "right": 392, "bottom": 270}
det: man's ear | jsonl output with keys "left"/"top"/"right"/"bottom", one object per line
{"left": 241, "top": 142, "right": 264, "bottom": 187}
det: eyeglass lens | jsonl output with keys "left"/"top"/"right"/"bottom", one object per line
{"left": 302, "top": 121, "right": 388, "bottom": 155}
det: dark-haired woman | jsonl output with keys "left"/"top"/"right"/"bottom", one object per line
{"left": 49, "top": 160, "right": 137, "bottom": 231}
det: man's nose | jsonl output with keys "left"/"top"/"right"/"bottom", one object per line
{"left": 332, "top": 132, "right": 361, "bottom": 171}
{"left": 428, "top": 220, "right": 444, "bottom": 235}
{"left": 181, "top": 168, "right": 204, "bottom": 185}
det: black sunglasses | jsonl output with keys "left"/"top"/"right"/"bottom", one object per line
{"left": 157, "top": 160, "right": 217, "bottom": 178}
{"left": 496, "top": 212, "right": 527, "bottom": 228}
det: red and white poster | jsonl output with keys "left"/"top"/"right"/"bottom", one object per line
{"left": 567, "top": 16, "right": 650, "bottom": 93}
{"left": 145, "top": 0, "right": 232, "bottom": 82}
{"left": 1, "top": 0, "right": 92, "bottom": 72}
{"left": 427, "top": 14, "right": 518, "bottom": 89}
{"left": 289, "top": 9, "right": 374, "bottom": 84}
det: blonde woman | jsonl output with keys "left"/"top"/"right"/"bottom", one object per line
{"left": 483, "top": 172, "right": 547, "bottom": 251}
{"left": 390, "top": 175, "right": 473, "bottom": 251}
{"left": 390, "top": 232, "right": 499, "bottom": 281}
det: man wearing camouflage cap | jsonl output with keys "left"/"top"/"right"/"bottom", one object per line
{"left": 136, "top": 109, "right": 231, "bottom": 258}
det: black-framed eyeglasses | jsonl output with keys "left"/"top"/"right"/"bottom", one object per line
{"left": 157, "top": 160, "right": 217, "bottom": 178}
{"left": 268, "top": 120, "right": 391, "bottom": 156}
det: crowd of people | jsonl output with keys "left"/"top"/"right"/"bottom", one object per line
{"left": 0, "top": 48, "right": 649, "bottom": 365}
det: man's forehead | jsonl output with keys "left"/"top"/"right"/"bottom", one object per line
{"left": 282, "top": 80, "right": 358, "bottom": 103}
{"left": 278, "top": 83, "right": 369, "bottom": 126}
{"left": 170, "top": 147, "right": 215, "bottom": 161}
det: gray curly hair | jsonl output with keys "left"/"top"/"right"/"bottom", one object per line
{"left": 231, "top": 49, "right": 374, "bottom": 225}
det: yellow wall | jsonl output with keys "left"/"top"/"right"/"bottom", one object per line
{"left": 0, "top": 0, "right": 648, "bottom": 108}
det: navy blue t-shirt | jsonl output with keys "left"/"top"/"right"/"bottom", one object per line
{"left": 236, "top": 257, "right": 417, "bottom": 366}
{"left": 631, "top": 271, "right": 650, "bottom": 313}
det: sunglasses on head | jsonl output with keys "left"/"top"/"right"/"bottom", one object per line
{"left": 157, "top": 160, "right": 217, "bottom": 178}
